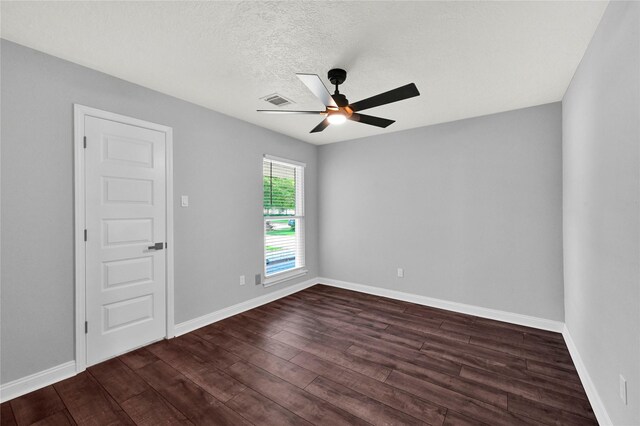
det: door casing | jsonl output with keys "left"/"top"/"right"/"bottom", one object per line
{"left": 74, "top": 104, "right": 175, "bottom": 372}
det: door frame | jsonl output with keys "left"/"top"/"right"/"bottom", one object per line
{"left": 73, "top": 104, "right": 175, "bottom": 373}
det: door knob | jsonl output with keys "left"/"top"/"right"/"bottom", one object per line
{"left": 148, "top": 242, "right": 164, "bottom": 250}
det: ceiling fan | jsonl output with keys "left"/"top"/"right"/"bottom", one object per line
{"left": 258, "top": 68, "right": 420, "bottom": 133}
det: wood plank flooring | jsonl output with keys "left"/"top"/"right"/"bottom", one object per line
{"left": 1, "top": 285, "right": 597, "bottom": 425}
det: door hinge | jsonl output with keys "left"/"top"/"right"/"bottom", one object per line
{"left": 84, "top": 229, "right": 87, "bottom": 241}
{"left": 85, "top": 321, "right": 88, "bottom": 334}
{"left": 83, "top": 136, "right": 87, "bottom": 149}
{"left": 165, "top": 242, "right": 168, "bottom": 249}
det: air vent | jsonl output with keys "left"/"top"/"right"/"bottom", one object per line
{"left": 261, "top": 93, "right": 294, "bottom": 107}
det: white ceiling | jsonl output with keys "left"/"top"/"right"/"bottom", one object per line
{"left": 1, "top": 1, "right": 607, "bottom": 145}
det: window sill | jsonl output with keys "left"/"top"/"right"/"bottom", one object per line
{"left": 263, "top": 268, "right": 308, "bottom": 287}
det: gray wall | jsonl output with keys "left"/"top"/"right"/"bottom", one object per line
{"left": 562, "top": 2, "right": 640, "bottom": 424}
{"left": 0, "top": 40, "right": 318, "bottom": 384}
{"left": 319, "top": 103, "right": 564, "bottom": 321}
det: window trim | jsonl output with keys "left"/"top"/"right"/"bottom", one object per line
{"left": 263, "top": 154, "right": 306, "bottom": 168}
{"left": 263, "top": 267, "right": 308, "bottom": 287}
{"left": 262, "top": 155, "right": 306, "bottom": 284}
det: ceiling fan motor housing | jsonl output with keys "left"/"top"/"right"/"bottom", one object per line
{"left": 332, "top": 93, "right": 349, "bottom": 107}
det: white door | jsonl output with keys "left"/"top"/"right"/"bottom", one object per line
{"left": 84, "top": 116, "right": 167, "bottom": 366}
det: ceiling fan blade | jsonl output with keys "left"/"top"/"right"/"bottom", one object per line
{"left": 349, "top": 83, "right": 420, "bottom": 112}
{"left": 310, "top": 118, "right": 330, "bottom": 133}
{"left": 296, "top": 73, "right": 338, "bottom": 108}
{"left": 257, "top": 110, "right": 325, "bottom": 114}
{"left": 349, "top": 113, "right": 395, "bottom": 128}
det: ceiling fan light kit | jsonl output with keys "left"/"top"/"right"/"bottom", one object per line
{"left": 257, "top": 68, "right": 420, "bottom": 133}
{"left": 327, "top": 112, "right": 347, "bottom": 125}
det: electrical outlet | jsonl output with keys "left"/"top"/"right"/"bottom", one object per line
{"left": 620, "top": 374, "right": 627, "bottom": 405}
{"left": 239, "top": 275, "right": 245, "bottom": 286}
{"left": 397, "top": 268, "right": 404, "bottom": 278}
{"left": 255, "top": 273, "right": 262, "bottom": 285}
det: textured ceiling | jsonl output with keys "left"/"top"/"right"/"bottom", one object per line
{"left": 1, "top": 1, "right": 607, "bottom": 145}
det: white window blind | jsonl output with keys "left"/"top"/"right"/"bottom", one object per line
{"left": 263, "top": 156, "right": 305, "bottom": 279}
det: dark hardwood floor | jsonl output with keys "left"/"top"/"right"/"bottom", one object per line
{"left": 1, "top": 284, "right": 597, "bottom": 425}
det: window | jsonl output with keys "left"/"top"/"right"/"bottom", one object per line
{"left": 263, "top": 155, "right": 306, "bottom": 283}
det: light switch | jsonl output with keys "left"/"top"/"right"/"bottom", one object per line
{"left": 181, "top": 195, "right": 189, "bottom": 207}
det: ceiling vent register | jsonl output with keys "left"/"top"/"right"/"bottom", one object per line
{"left": 261, "top": 93, "right": 293, "bottom": 107}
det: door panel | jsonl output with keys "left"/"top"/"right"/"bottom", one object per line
{"left": 103, "top": 256, "right": 154, "bottom": 289}
{"left": 102, "top": 135, "right": 154, "bottom": 166}
{"left": 102, "top": 294, "right": 154, "bottom": 332}
{"left": 85, "top": 116, "right": 166, "bottom": 366}
{"left": 102, "top": 218, "right": 154, "bottom": 246}
{"left": 103, "top": 177, "right": 154, "bottom": 204}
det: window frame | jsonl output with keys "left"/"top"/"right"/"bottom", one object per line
{"left": 262, "top": 155, "right": 307, "bottom": 286}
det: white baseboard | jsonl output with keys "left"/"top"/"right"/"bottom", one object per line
{"left": 1, "top": 278, "right": 316, "bottom": 403}
{"left": 318, "top": 278, "right": 614, "bottom": 423}
{"left": 173, "top": 277, "right": 318, "bottom": 336}
{"left": 318, "top": 277, "right": 564, "bottom": 332}
{"left": 0, "top": 361, "right": 76, "bottom": 403}
{"left": 4, "top": 275, "right": 607, "bottom": 426}
{"left": 562, "top": 325, "right": 612, "bottom": 425}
